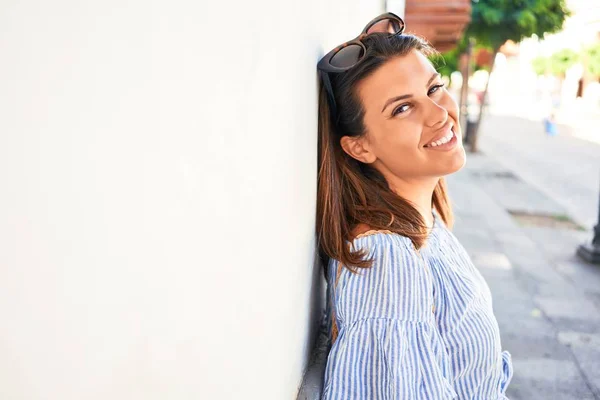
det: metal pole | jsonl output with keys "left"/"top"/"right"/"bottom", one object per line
{"left": 577, "top": 171, "right": 600, "bottom": 263}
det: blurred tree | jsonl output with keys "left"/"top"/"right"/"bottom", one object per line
{"left": 531, "top": 56, "right": 550, "bottom": 76}
{"left": 584, "top": 43, "right": 600, "bottom": 77}
{"left": 549, "top": 48, "right": 579, "bottom": 78}
{"left": 430, "top": 49, "right": 459, "bottom": 81}
{"left": 463, "top": 0, "right": 570, "bottom": 152}
{"left": 430, "top": 39, "right": 487, "bottom": 83}
{"left": 430, "top": 37, "right": 467, "bottom": 82}
{"left": 474, "top": 48, "right": 494, "bottom": 69}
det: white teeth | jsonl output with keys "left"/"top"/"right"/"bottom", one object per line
{"left": 426, "top": 129, "right": 454, "bottom": 148}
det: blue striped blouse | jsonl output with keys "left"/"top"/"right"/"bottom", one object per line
{"left": 322, "top": 212, "right": 514, "bottom": 399}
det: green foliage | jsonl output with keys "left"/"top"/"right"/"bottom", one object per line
{"left": 584, "top": 43, "right": 600, "bottom": 77}
{"left": 549, "top": 48, "right": 579, "bottom": 76}
{"left": 430, "top": 49, "right": 459, "bottom": 78}
{"left": 429, "top": 37, "right": 493, "bottom": 78}
{"left": 530, "top": 45, "right": 600, "bottom": 78}
{"left": 530, "top": 49, "right": 578, "bottom": 78}
{"left": 430, "top": 49, "right": 491, "bottom": 79}
{"left": 429, "top": 36, "right": 468, "bottom": 78}
{"left": 466, "top": 0, "right": 571, "bottom": 50}
{"left": 531, "top": 56, "right": 550, "bottom": 76}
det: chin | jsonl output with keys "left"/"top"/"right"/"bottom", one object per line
{"left": 442, "top": 145, "right": 467, "bottom": 176}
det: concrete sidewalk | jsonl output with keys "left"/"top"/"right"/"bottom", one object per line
{"left": 475, "top": 113, "right": 600, "bottom": 231}
{"left": 448, "top": 152, "right": 600, "bottom": 400}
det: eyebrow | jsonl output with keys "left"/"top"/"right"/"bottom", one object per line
{"left": 381, "top": 72, "right": 441, "bottom": 113}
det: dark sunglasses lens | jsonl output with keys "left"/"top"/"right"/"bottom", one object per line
{"left": 366, "top": 17, "right": 404, "bottom": 34}
{"left": 329, "top": 44, "right": 364, "bottom": 68}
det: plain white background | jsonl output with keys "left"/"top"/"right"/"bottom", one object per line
{"left": 0, "top": 0, "right": 392, "bottom": 398}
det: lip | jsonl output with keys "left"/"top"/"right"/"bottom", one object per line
{"left": 423, "top": 126, "right": 458, "bottom": 151}
{"left": 424, "top": 123, "right": 454, "bottom": 147}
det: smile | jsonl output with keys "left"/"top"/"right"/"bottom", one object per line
{"left": 424, "top": 125, "right": 458, "bottom": 150}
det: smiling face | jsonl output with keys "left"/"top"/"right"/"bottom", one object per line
{"left": 340, "top": 49, "right": 466, "bottom": 186}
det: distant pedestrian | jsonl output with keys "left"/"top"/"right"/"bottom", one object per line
{"left": 316, "top": 12, "right": 514, "bottom": 399}
{"left": 544, "top": 112, "right": 558, "bottom": 136}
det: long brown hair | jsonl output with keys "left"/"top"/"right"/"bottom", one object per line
{"left": 317, "top": 33, "right": 454, "bottom": 343}
{"left": 317, "top": 33, "right": 455, "bottom": 341}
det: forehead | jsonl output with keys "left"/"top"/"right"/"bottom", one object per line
{"left": 357, "top": 49, "right": 437, "bottom": 108}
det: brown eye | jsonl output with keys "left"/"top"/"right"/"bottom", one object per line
{"left": 392, "top": 104, "right": 411, "bottom": 116}
{"left": 428, "top": 83, "right": 445, "bottom": 96}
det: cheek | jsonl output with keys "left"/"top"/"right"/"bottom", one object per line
{"left": 376, "top": 119, "right": 423, "bottom": 158}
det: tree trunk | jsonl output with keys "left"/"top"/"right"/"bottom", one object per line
{"left": 459, "top": 52, "right": 469, "bottom": 130}
{"left": 469, "top": 48, "right": 499, "bottom": 153}
{"left": 459, "top": 39, "right": 474, "bottom": 145}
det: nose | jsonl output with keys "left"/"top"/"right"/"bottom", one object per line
{"left": 424, "top": 97, "right": 449, "bottom": 129}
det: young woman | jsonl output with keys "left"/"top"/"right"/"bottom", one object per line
{"left": 316, "top": 13, "right": 514, "bottom": 399}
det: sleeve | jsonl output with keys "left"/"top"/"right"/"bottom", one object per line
{"left": 321, "top": 235, "right": 458, "bottom": 400}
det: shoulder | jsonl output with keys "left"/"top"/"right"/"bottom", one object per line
{"left": 347, "top": 225, "right": 413, "bottom": 252}
{"left": 334, "top": 231, "right": 434, "bottom": 323}
{"left": 340, "top": 232, "right": 422, "bottom": 285}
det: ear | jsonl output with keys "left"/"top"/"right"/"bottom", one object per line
{"left": 340, "top": 135, "right": 376, "bottom": 164}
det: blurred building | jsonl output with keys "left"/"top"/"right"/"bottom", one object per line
{"left": 403, "top": 0, "right": 471, "bottom": 51}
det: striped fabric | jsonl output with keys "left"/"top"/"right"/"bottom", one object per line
{"left": 322, "top": 212, "right": 514, "bottom": 399}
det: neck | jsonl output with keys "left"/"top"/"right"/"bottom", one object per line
{"left": 388, "top": 176, "right": 437, "bottom": 229}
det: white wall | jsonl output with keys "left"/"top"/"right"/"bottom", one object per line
{"left": 0, "top": 0, "right": 384, "bottom": 399}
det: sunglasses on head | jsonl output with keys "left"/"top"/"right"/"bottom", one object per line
{"left": 318, "top": 12, "right": 405, "bottom": 124}
{"left": 317, "top": 12, "right": 405, "bottom": 73}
